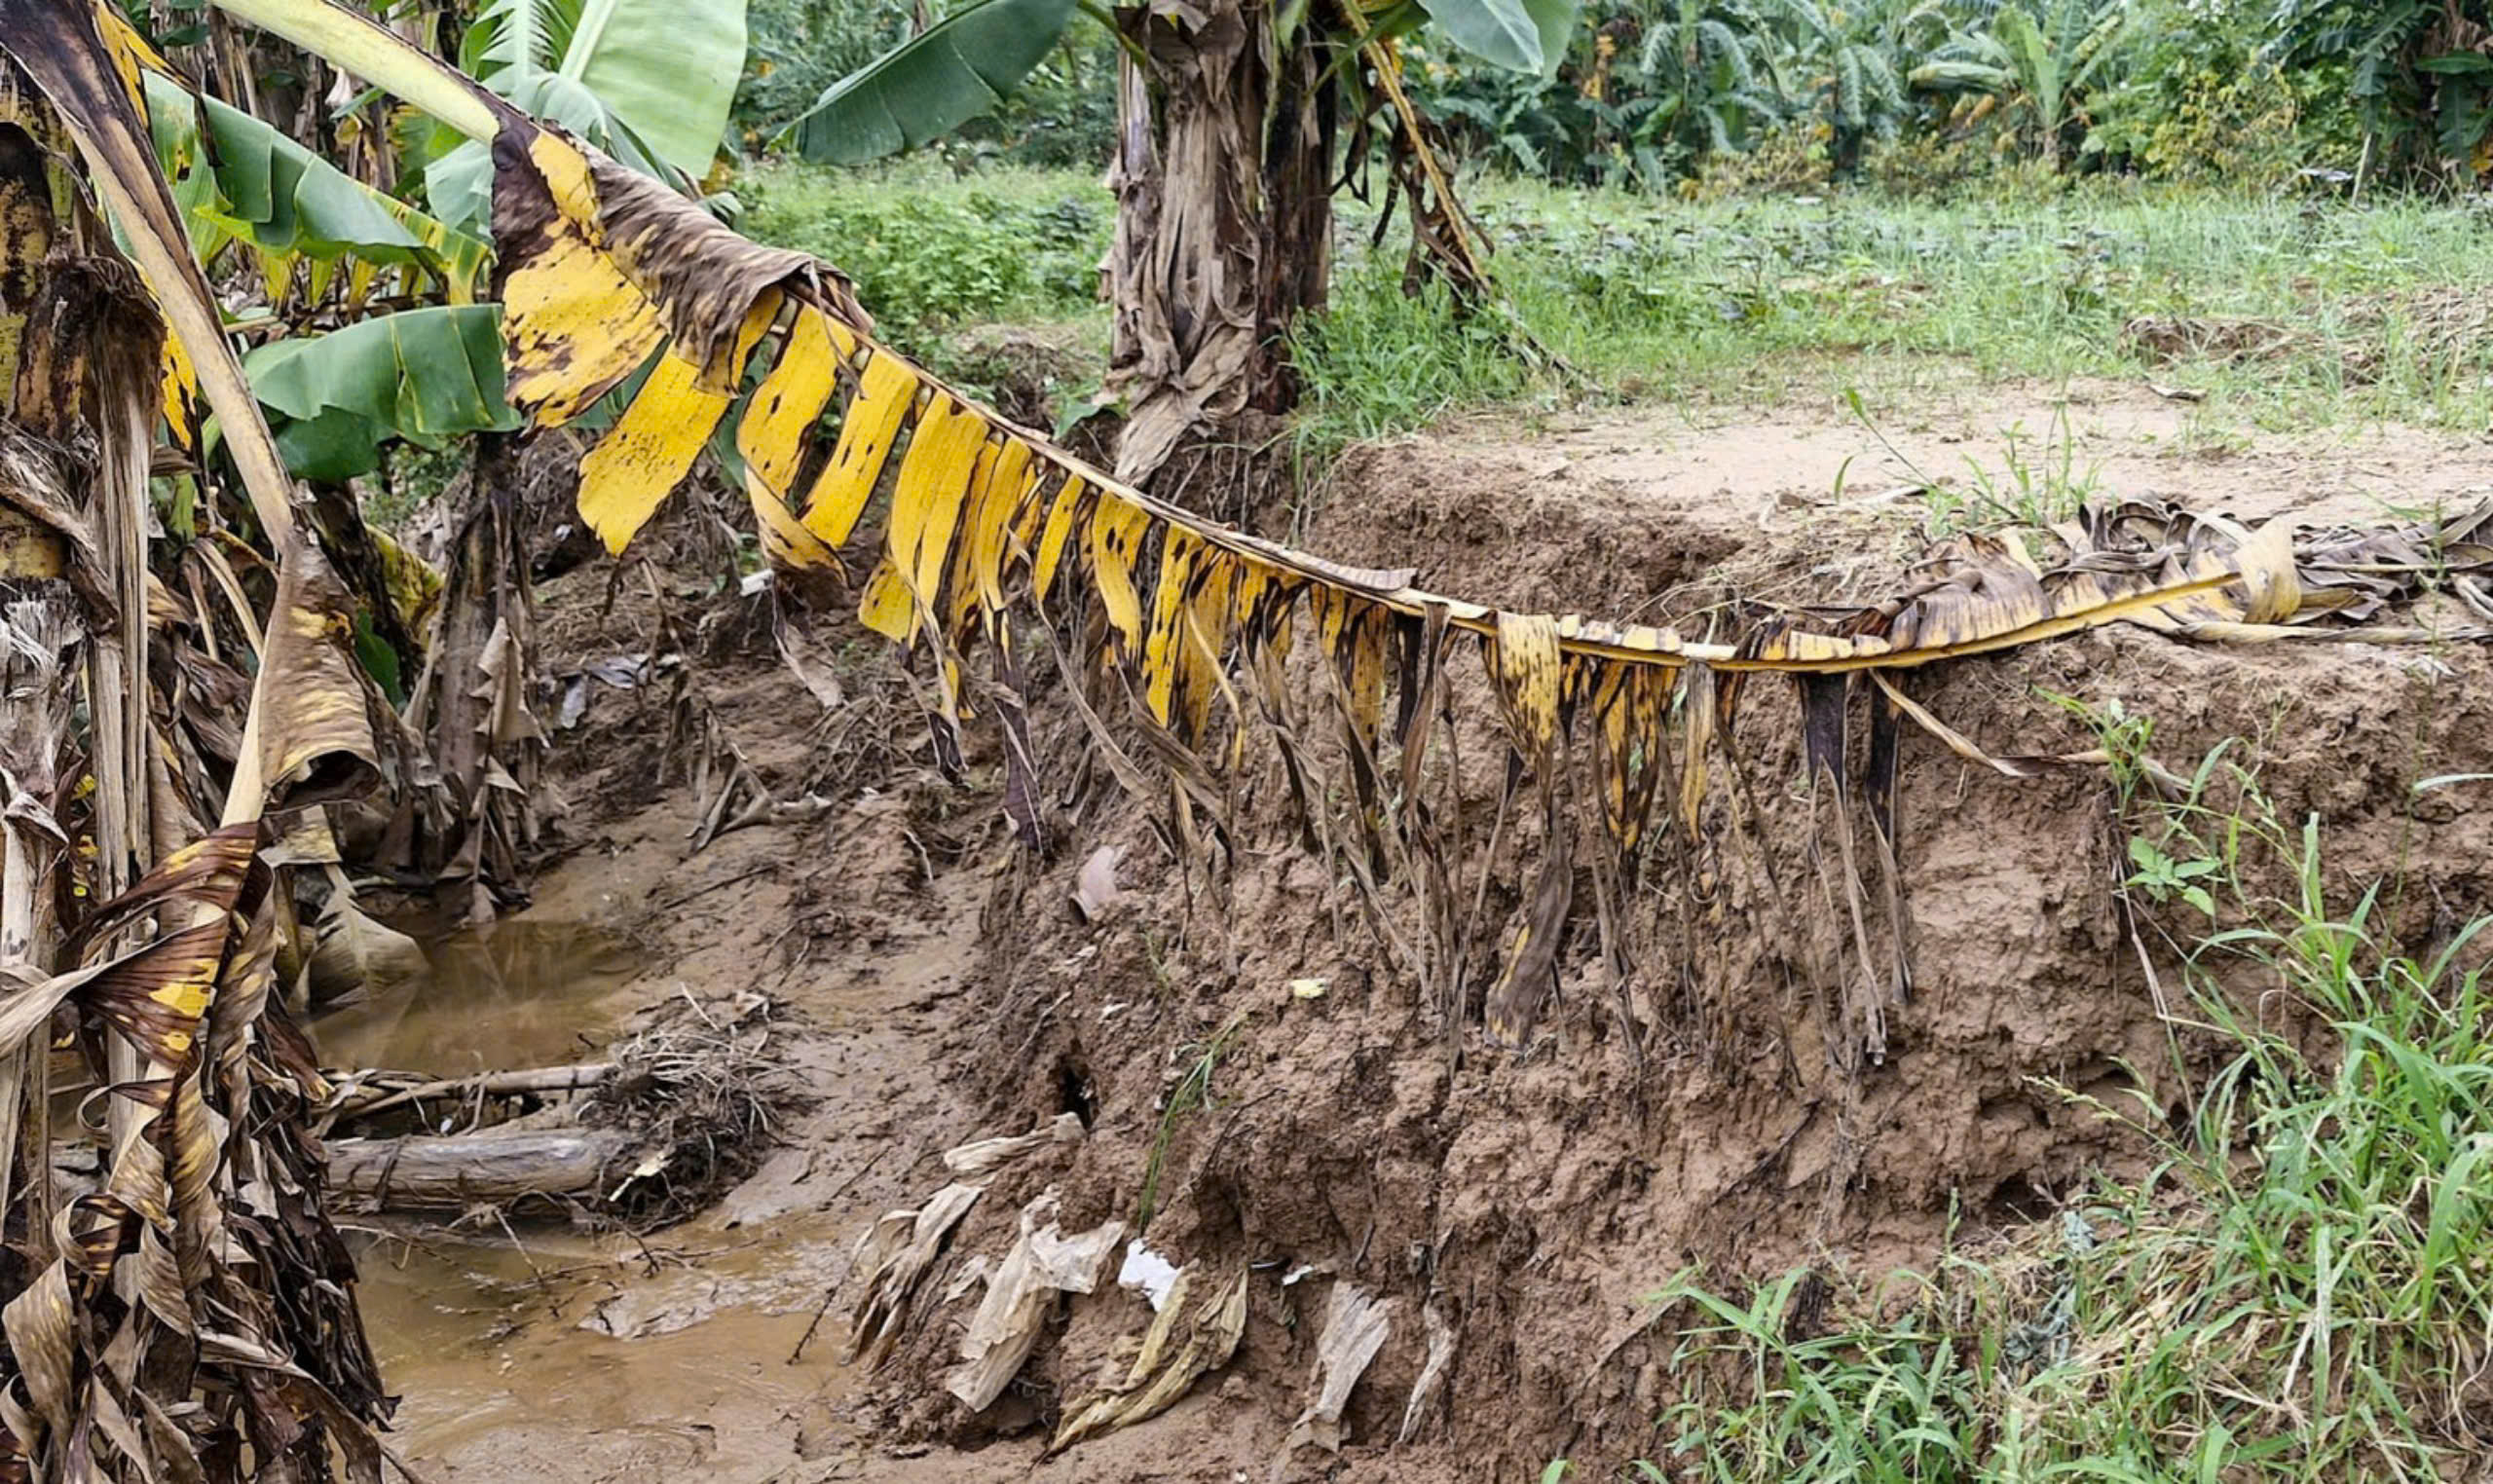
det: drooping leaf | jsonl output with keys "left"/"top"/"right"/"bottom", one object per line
{"left": 182, "top": 1, "right": 2493, "bottom": 1092}
{"left": 247, "top": 531, "right": 385, "bottom": 809}
{"left": 139, "top": 70, "right": 488, "bottom": 298}
{"left": 777, "top": 0, "right": 1080, "bottom": 166}
{"left": 244, "top": 304, "right": 519, "bottom": 480}
{"left": 429, "top": 66, "right": 691, "bottom": 236}
{"left": 1419, "top": 0, "right": 1547, "bottom": 73}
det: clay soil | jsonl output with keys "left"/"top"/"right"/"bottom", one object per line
{"left": 348, "top": 380, "right": 2493, "bottom": 1482}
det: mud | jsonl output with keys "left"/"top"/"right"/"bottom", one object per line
{"left": 341, "top": 381, "right": 2493, "bottom": 1482}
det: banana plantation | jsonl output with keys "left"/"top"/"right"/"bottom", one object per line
{"left": 0, "top": 0, "right": 2489, "bottom": 1480}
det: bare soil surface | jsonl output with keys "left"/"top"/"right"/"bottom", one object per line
{"left": 334, "top": 382, "right": 2493, "bottom": 1482}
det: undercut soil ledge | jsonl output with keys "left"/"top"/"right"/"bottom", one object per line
{"left": 371, "top": 389, "right": 2493, "bottom": 1483}
{"left": 848, "top": 395, "right": 2493, "bottom": 1478}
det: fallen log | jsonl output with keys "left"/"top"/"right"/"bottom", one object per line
{"left": 328, "top": 1128, "right": 631, "bottom": 1208}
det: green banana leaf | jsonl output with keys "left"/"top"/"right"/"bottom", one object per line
{"left": 1521, "top": 0, "right": 1582, "bottom": 80}
{"left": 1420, "top": 0, "right": 1574, "bottom": 75}
{"left": 559, "top": 0, "right": 748, "bottom": 176}
{"left": 777, "top": 0, "right": 1079, "bottom": 166}
{"left": 431, "top": 0, "right": 747, "bottom": 236}
{"left": 244, "top": 305, "right": 520, "bottom": 482}
{"left": 141, "top": 70, "right": 488, "bottom": 298}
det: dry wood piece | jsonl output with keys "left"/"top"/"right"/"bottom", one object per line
{"left": 1050, "top": 1265, "right": 1249, "bottom": 1453}
{"left": 844, "top": 1182, "right": 983, "bottom": 1368}
{"left": 325, "top": 1061, "right": 619, "bottom": 1124}
{"left": 1275, "top": 1281, "right": 1396, "bottom": 1465}
{"left": 1397, "top": 1303, "right": 1458, "bottom": 1445}
{"left": 328, "top": 1128, "right": 631, "bottom": 1207}
{"left": 941, "top": 1111, "right": 1085, "bottom": 1178}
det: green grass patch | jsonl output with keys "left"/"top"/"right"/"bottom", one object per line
{"left": 735, "top": 160, "right": 2493, "bottom": 479}
{"left": 1652, "top": 739, "right": 2493, "bottom": 1482}
{"left": 1299, "top": 177, "right": 2493, "bottom": 461}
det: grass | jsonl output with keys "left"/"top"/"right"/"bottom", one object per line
{"left": 1299, "top": 177, "right": 2493, "bottom": 458}
{"left": 1647, "top": 741, "right": 2493, "bottom": 1483}
{"left": 734, "top": 154, "right": 2493, "bottom": 472}
{"left": 1135, "top": 1007, "right": 1247, "bottom": 1236}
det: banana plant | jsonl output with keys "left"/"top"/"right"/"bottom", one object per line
{"left": 1768, "top": 0, "right": 1950, "bottom": 173}
{"left": 1635, "top": 0, "right": 1790, "bottom": 161}
{"left": 1909, "top": 0, "right": 2133, "bottom": 169}
{"left": 779, "top": 0, "right": 1584, "bottom": 165}
{"left": 130, "top": 56, "right": 501, "bottom": 482}
{"left": 2268, "top": 0, "right": 2493, "bottom": 182}
{"left": 425, "top": 0, "right": 750, "bottom": 233}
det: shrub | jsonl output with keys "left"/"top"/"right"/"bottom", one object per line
{"left": 739, "top": 165, "right": 1110, "bottom": 329}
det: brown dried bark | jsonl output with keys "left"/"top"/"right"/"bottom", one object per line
{"left": 389, "top": 430, "right": 549, "bottom": 923}
{"left": 1107, "top": 0, "right": 1335, "bottom": 490}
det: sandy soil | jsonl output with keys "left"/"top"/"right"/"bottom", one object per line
{"left": 336, "top": 380, "right": 2493, "bottom": 1483}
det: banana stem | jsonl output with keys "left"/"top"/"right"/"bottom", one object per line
{"left": 206, "top": 0, "right": 502, "bottom": 143}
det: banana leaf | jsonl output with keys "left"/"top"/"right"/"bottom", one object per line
{"left": 245, "top": 303, "right": 519, "bottom": 481}
{"left": 776, "top": 0, "right": 1079, "bottom": 166}
{"left": 141, "top": 68, "right": 488, "bottom": 297}
{"left": 1418, "top": 0, "right": 1578, "bottom": 76}
{"left": 429, "top": 0, "right": 746, "bottom": 236}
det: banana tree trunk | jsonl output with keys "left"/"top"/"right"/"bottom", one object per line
{"left": 0, "top": 24, "right": 393, "bottom": 1477}
{"left": 1107, "top": 0, "right": 1335, "bottom": 490}
{"left": 391, "top": 428, "right": 547, "bottom": 924}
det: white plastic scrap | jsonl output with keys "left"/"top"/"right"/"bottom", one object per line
{"left": 1118, "top": 1239, "right": 1182, "bottom": 1313}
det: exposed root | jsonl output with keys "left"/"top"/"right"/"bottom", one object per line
{"left": 580, "top": 989, "right": 802, "bottom": 1225}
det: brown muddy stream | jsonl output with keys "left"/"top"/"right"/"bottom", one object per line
{"left": 311, "top": 925, "right": 870, "bottom": 1481}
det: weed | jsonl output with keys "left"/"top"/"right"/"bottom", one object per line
{"left": 1954, "top": 402, "right": 2103, "bottom": 525}
{"left": 2121, "top": 835, "right": 2220, "bottom": 918}
{"left": 1135, "top": 1008, "right": 1247, "bottom": 1234}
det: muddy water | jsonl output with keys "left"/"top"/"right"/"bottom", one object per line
{"left": 313, "top": 923, "right": 642, "bottom": 1073}
{"left": 311, "top": 924, "right": 879, "bottom": 1479}
{"left": 349, "top": 1224, "right": 860, "bottom": 1477}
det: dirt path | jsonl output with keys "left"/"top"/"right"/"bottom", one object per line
{"left": 332, "top": 385, "right": 2493, "bottom": 1482}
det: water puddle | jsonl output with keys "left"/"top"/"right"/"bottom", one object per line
{"left": 317, "top": 924, "right": 868, "bottom": 1478}
{"left": 350, "top": 1223, "right": 860, "bottom": 1477}
{"left": 312, "top": 922, "right": 643, "bottom": 1074}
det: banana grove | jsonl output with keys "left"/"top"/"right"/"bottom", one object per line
{"left": 0, "top": 1, "right": 2487, "bottom": 1481}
